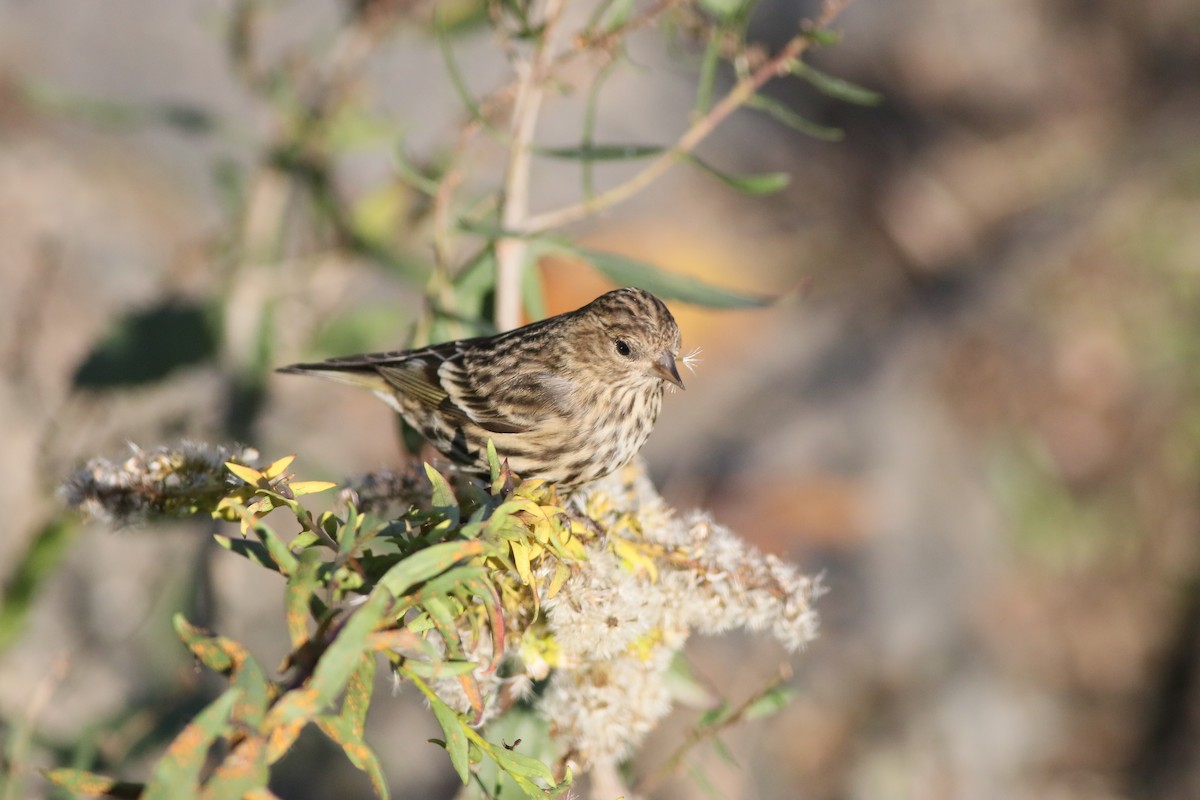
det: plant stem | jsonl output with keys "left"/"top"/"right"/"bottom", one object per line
{"left": 522, "top": 0, "right": 851, "bottom": 235}
{"left": 494, "top": 0, "right": 567, "bottom": 331}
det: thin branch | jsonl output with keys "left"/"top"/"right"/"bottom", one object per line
{"left": 522, "top": 0, "right": 852, "bottom": 234}
{"left": 494, "top": 0, "right": 568, "bottom": 332}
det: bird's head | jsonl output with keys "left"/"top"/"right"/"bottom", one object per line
{"left": 573, "top": 287, "right": 684, "bottom": 390}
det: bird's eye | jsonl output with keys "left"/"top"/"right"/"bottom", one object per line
{"left": 614, "top": 339, "right": 632, "bottom": 357}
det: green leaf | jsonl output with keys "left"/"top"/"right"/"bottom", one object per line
{"left": 534, "top": 143, "right": 662, "bottom": 161}
{"left": 805, "top": 27, "right": 842, "bottom": 47}
{"left": 791, "top": 62, "right": 882, "bottom": 106}
{"left": 432, "top": 695, "right": 472, "bottom": 782}
{"left": 173, "top": 616, "right": 271, "bottom": 731}
{"left": 401, "top": 659, "right": 480, "bottom": 679}
{"left": 682, "top": 152, "right": 792, "bottom": 193}
{"left": 376, "top": 540, "right": 490, "bottom": 598}
{"left": 264, "top": 591, "right": 391, "bottom": 762}
{"left": 435, "top": 8, "right": 496, "bottom": 136}
{"left": 308, "top": 591, "right": 391, "bottom": 708}
{"left": 285, "top": 551, "right": 323, "bottom": 649}
{"left": 698, "top": 0, "right": 752, "bottom": 22}
{"left": 43, "top": 769, "right": 143, "bottom": 798}
{"left": 0, "top": 516, "right": 76, "bottom": 653}
{"left": 490, "top": 746, "right": 556, "bottom": 781}
{"left": 214, "top": 535, "right": 281, "bottom": 572}
{"left": 424, "top": 463, "right": 459, "bottom": 514}
{"left": 744, "top": 685, "right": 796, "bottom": 720}
{"left": 340, "top": 653, "right": 377, "bottom": 739}
{"left": 199, "top": 736, "right": 269, "bottom": 799}
{"left": 697, "top": 701, "right": 732, "bottom": 729}
{"left": 249, "top": 519, "right": 299, "bottom": 577}
{"left": 486, "top": 440, "right": 503, "bottom": 487}
{"left": 316, "top": 717, "right": 390, "bottom": 800}
{"left": 591, "top": 0, "right": 635, "bottom": 32}
{"left": 549, "top": 244, "right": 774, "bottom": 308}
{"left": 143, "top": 688, "right": 241, "bottom": 800}
{"left": 746, "top": 94, "right": 843, "bottom": 141}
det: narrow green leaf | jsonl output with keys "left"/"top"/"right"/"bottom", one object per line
{"left": 791, "top": 62, "right": 883, "bottom": 106}
{"left": 338, "top": 506, "right": 359, "bottom": 559}
{"left": 316, "top": 717, "right": 390, "bottom": 800}
{"left": 264, "top": 589, "right": 392, "bottom": 748}
{"left": 376, "top": 539, "right": 490, "bottom": 598}
{"left": 699, "top": 0, "right": 752, "bottom": 21}
{"left": 424, "top": 463, "right": 458, "bottom": 513}
{"left": 0, "top": 516, "right": 76, "bottom": 653}
{"left": 682, "top": 152, "right": 793, "bottom": 193}
{"left": 434, "top": 8, "right": 495, "bottom": 135}
{"left": 534, "top": 143, "right": 662, "bottom": 161}
{"left": 590, "top": 0, "right": 634, "bottom": 32}
{"left": 401, "top": 659, "right": 479, "bottom": 679}
{"left": 392, "top": 145, "right": 441, "bottom": 196}
{"left": 340, "top": 653, "right": 377, "bottom": 739}
{"left": 308, "top": 591, "right": 391, "bottom": 708}
{"left": 490, "top": 747, "right": 555, "bottom": 781}
{"left": 486, "top": 440, "right": 503, "bottom": 487}
{"left": 173, "top": 616, "right": 270, "bottom": 731}
{"left": 746, "top": 94, "right": 844, "bottom": 142}
{"left": 697, "top": 702, "right": 732, "bottom": 729}
{"left": 744, "top": 685, "right": 796, "bottom": 720}
{"left": 694, "top": 26, "right": 723, "bottom": 116}
{"left": 249, "top": 520, "right": 299, "bottom": 577}
{"left": 711, "top": 735, "right": 740, "bottom": 768}
{"left": 285, "top": 550, "right": 323, "bottom": 649}
{"left": 143, "top": 688, "right": 241, "bottom": 800}
{"left": 806, "top": 27, "right": 842, "bottom": 47}
{"left": 214, "top": 535, "right": 280, "bottom": 572}
{"left": 199, "top": 736, "right": 269, "bottom": 799}
{"left": 549, "top": 244, "right": 774, "bottom": 308}
{"left": 43, "top": 769, "right": 142, "bottom": 798}
{"left": 455, "top": 219, "right": 538, "bottom": 241}
{"left": 422, "top": 683, "right": 471, "bottom": 784}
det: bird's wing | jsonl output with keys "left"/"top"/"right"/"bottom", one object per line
{"left": 359, "top": 343, "right": 524, "bottom": 435}
{"left": 434, "top": 352, "right": 531, "bottom": 434}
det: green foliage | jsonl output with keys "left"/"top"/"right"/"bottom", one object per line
{"left": 49, "top": 454, "right": 581, "bottom": 798}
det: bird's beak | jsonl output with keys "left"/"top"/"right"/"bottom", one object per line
{"left": 653, "top": 351, "right": 685, "bottom": 390}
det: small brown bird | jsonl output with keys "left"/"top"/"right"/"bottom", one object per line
{"left": 278, "top": 288, "right": 684, "bottom": 487}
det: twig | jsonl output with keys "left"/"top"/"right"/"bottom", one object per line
{"left": 635, "top": 667, "right": 792, "bottom": 796}
{"left": 494, "top": 0, "right": 567, "bottom": 331}
{"left": 522, "top": 0, "right": 852, "bottom": 234}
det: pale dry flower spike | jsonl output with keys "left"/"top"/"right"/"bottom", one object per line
{"left": 60, "top": 442, "right": 260, "bottom": 526}
{"left": 533, "top": 461, "right": 822, "bottom": 768}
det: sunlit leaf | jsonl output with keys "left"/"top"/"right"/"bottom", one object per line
{"left": 225, "top": 461, "right": 264, "bottom": 486}
{"left": 377, "top": 539, "right": 491, "bottom": 597}
{"left": 289, "top": 480, "right": 337, "bottom": 497}
{"left": 260, "top": 455, "right": 296, "bottom": 481}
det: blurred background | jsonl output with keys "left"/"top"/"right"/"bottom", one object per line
{"left": 1, "top": 0, "right": 1199, "bottom": 798}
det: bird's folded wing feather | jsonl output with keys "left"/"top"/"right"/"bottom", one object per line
{"left": 377, "top": 356, "right": 528, "bottom": 435}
